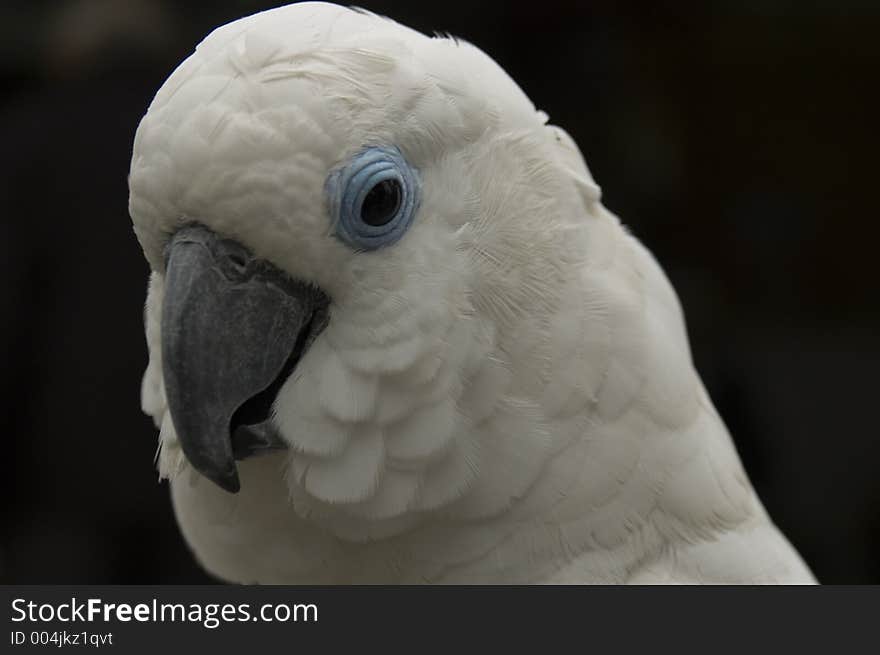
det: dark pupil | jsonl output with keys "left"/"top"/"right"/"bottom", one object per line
{"left": 361, "top": 179, "right": 402, "bottom": 226}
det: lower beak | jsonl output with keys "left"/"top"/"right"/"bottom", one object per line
{"left": 160, "top": 224, "right": 329, "bottom": 493}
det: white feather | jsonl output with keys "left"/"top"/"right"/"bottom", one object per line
{"left": 298, "top": 427, "right": 384, "bottom": 504}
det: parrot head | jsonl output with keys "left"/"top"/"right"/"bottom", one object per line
{"left": 130, "top": 2, "right": 617, "bottom": 572}
{"left": 129, "top": 2, "right": 819, "bottom": 586}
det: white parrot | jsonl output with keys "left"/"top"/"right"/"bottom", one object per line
{"left": 128, "top": 2, "right": 815, "bottom": 583}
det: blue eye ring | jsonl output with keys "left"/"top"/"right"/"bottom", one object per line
{"left": 326, "top": 146, "right": 421, "bottom": 250}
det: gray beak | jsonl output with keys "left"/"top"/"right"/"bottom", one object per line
{"left": 161, "top": 224, "right": 329, "bottom": 493}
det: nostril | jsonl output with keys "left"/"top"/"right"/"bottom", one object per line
{"left": 228, "top": 252, "right": 248, "bottom": 270}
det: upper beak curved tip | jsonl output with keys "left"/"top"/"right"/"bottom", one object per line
{"left": 211, "top": 469, "right": 241, "bottom": 494}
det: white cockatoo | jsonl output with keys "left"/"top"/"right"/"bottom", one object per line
{"left": 128, "top": 2, "right": 815, "bottom": 583}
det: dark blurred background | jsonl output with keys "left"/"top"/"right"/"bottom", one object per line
{"left": 1, "top": 0, "right": 877, "bottom": 583}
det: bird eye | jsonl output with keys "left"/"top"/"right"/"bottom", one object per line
{"left": 326, "top": 146, "right": 420, "bottom": 250}
{"left": 361, "top": 179, "right": 402, "bottom": 227}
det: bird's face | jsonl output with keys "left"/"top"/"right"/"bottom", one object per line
{"left": 130, "top": 3, "right": 593, "bottom": 541}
